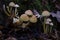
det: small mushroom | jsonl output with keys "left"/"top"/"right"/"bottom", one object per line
{"left": 14, "top": 4, "right": 19, "bottom": 16}
{"left": 19, "top": 14, "right": 30, "bottom": 28}
{"left": 46, "top": 18, "right": 52, "bottom": 22}
{"left": 49, "top": 22, "right": 54, "bottom": 26}
{"left": 9, "top": 2, "right": 15, "bottom": 13}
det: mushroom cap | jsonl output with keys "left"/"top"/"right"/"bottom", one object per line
{"left": 42, "top": 11, "right": 50, "bottom": 16}
{"left": 50, "top": 23, "right": 54, "bottom": 26}
{"left": 30, "top": 15, "right": 37, "bottom": 23}
{"left": 25, "top": 10, "right": 33, "bottom": 16}
{"left": 9, "top": 2, "right": 15, "bottom": 7}
{"left": 20, "top": 14, "right": 29, "bottom": 22}
{"left": 46, "top": 18, "right": 52, "bottom": 22}
{"left": 14, "top": 4, "right": 19, "bottom": 7}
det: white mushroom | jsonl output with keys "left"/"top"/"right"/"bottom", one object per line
{"left": 14, "top": 4, "right": 19, "bottom": 16}
{"left": 49, "top": 23, "right": 54, "bottom": 26}
{"left": 46, "top": 18, "right": 52, "bottom": 22}
{"left": 14, "top": 4, "right": 19, "bottom": 7}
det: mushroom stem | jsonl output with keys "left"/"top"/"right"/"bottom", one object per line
{"left": 3, "top": 5, "right": 10, "bottom": 16}
{"left": 15, "top": 8, "right": 17, "bottom": 16}
{"left": 7, "top": 6, "right": 11, "bottom": 13}
{"left": 10, "top": 7, "right": 13, "bottom": 14}
{"left": 50, "top": 26, "right": 52, "bottom": 33}
{"left": 43, "top": 17, "right": 47, "bottom": 34}
{"left": 46, "top": 24, "right": 49, "bottom": 33}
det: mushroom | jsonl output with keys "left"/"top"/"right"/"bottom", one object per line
{"left": 9, "top": 2, "right": 15, "bottom": 13}
{"left": 49, "top": 22, "right": 54, "bottom": 26}
{"left": 14, "top": 4, "right": 19, "bottom": 16}
{"left": 19, "top": 14, "right": 30, "bottom": 28}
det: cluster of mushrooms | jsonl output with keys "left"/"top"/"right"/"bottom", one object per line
{"left": 41, "top": 11, "right": 54, "bottom": 33}
{"left": 3, "top": 2, "right": 19, "bottom": 17}
{"left": 3, "top": 2, "right": 54, "bottom": 33}
{"left": 14, "top": 10, "right": 37, "bottom": 28}
{"left": 3, "top": 2, "right": 37, "bottom": 29}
